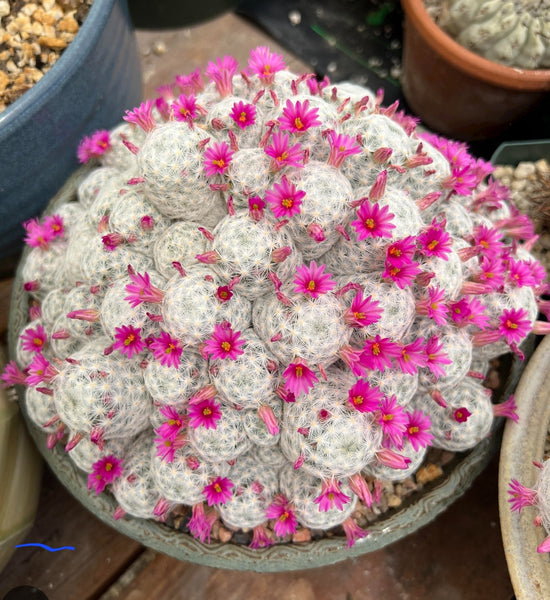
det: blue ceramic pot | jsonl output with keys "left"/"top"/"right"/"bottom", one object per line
{"left": 0, "top": 0, "right": 142, "bottom": 265}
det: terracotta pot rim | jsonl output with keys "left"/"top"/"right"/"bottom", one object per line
{"left": 401, "top": 0, "right": 550, "bottom": 91}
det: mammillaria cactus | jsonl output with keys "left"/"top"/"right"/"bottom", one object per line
{"left": 5, "top": 45, "right": 550, "bottom": 550}
{"left": 425, "top": 0, "right": 550, "bottom": 69}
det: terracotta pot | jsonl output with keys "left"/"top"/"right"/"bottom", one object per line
{"left": 400, "top": 0, "right": 550, "bottom": 141}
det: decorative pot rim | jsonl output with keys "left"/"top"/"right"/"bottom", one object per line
{"left": 401, "top": 0, "right": 550, "bottom": 92}
{"left": 0, "top": 0, "right": 119, "bottom": 135}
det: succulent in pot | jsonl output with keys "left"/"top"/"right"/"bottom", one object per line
{"left": 4, "top": 45, "right": 549, "bottom": 558}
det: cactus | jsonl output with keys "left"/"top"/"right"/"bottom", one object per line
{"left": 5, "top": 45, "right": 550, "bottom": 550}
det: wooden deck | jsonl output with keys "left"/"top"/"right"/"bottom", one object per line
{"left": 0, "top": 12, "right": 516, "bottom": 600}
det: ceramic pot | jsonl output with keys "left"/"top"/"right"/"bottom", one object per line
{"left": 0, "top": 0, "right": 142, "bottom": 266}
{"left": 400, "top": 0, "right": 550, "bottom": 142}
{"left": 128, "top": 0, "right": 243, "bottom": 28}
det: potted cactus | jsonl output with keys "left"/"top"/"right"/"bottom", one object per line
{"left": 4, "top": 45, "right": 549, "bottom": 569}
{"left": 400, "top": 0, "right": 550, "bottom": 141}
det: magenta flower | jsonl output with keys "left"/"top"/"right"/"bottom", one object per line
{"left": 278, "top": 98, "right": 322, "bottom": 133}
{"left": 265, "top": 175, "right": 305, "bottom": 218}
{"left": 1, "top": 360, "right": 27, "bottom": 387}
{"left": 417, "top": 219, "right": 452, "bottom": 260}
{"left": 343, "top": 291, "right": 382, "bottom": 328}
{"left": 172, "top": 93, "right": 199, "bottom": 121}
{"left": 149, "top": 332, "right": 183, "bottom": 368}
{"left": 379, "top": 395, "right": 407, "bottom": 449}
{"left": 474, "top": 256, "right": 506, "bottom": 290}
{"left": 203, "top": 322, "right": 245, "bottom": 360}
{"left": 342, "top": 517, "right": 369, "bottom": 549}
{"left": 156, "top": 405, "right": 186, "bottom": 440}
{"left": 473, "top": 224, "right": 504, "bottom": 258}
{"left": 203, "top": 141, "right": 234, "bottom": 177}
{"left": 293, "top": 261, "right": 336, "bottom": 298}
{"left": 395, "top": 338, "right": 428, "bottom": 375}
{"left": 382, "top": 261, "right": 422, "bottom": 289}
{"left": 264, "top": 132, "right": 304, "bottom": 170}
{"left": 507, "top": 258, "right": 536, "bottom": 288}
{"left": 385, "top": 236, "right": 417, "bottom": 268}
{"left": 249, "top": 525, "right": 275, "bottom": 549}
{"left": 507, "top": 479, "right": 538, "bottom": 513}
{"left": 453, "top": 407, "right": 472, "bottom": 423}
{"left": 43, "top": 214, "right": 65, "bottom": 239}
{"left": 443, "top": 164, "right": 478, "bottom": 196}
{"left": 174, "top": 68, "right": 204, "bottom": 95}
{"left": 283, "top": 362, "right": 319, "bottom": 396}
{"left": 361, "top": 335, "right": 401, "bottom": 371}
{"left": 77, "top": 130, "right": 111, "bottom": 163}
{"left": 203, "top": 476, "right": 234, "bottom": 506}
{"left": 188, "top": 502, "right": 216, "bottom": 544}
{"left": 87, "top": 455, "right": 123, "bottom": 495}
{"left": 205, "top": 54, "right": 239, "bottom": 97}
{"left": 313, "top": 479, "right": 350, "bottom": 512}
{"left": 404, "top": 410, "right": 434, "bottom": 451}
{"left": 113, "top": 325, "right": 145, "bottom": 358}
{"left": 20, "top": 323, "right": 48, "bottom": 354}
{"left": 351, "top": 202, "right": 395, "bottom": 240}
{"left": 495, "top": 212, "right": 535, "bottom": 240}
{"left": 26, "top": 353, "right": 58, "bottom": 386}
{"left": 123, "top": 100, "right": 156, "bottom": 132}
{"left": 338, "top": 344, "right": 369, "bottom": 377}
{"left": 23, "top": 218, "right": 54, "bottom": 249}
{"left": 326, "top": 130, "right": 362, "bottom": 168}
{"left": 188, "top": 398, "right": 222, "bottom": 429}
{"left": 229, "top": 100, "right": 256, "bottom": 129}
{"left": 415, "top": 286, "right": 449, "bottom": 326}
{"left": 248, "top": 45, "right": 286, "bottom": 84}
{"left": 347, "top": 379, "right": 383, "bottom": 413}
{"left": 154, "top": 433, "right": 187, "bottom": 462}
{"left": 125, "top": 270, "right": 165, "bottom": 307}
{"left": 424, "top": 336, "right": 452, "bottom": 378}
{"left": 265, "top": 494, "right": 299, "bottom": 537}
{"left": 499, "top": 308, "right": 531, "bottom": 344}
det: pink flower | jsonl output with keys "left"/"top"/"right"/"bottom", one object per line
{"left": 229, "top": 100, "right": 256, "bottom": 129}
{"left": 404, "top": 410, "right": 433, "bottom": 451}
{"left": 293, "top": 261, "right": 336, "bottom": 298}
{"left": 474, "top": 256, "right": 506, "bottom": 290}
{"left": 395, "top": 338, "right": 428, "bottom": 375}
{"left": 313, "top": 479, "right": 350, "bottom": 512}
{"left": 342, "top": 517, "right": 369, "bottom": 548}
{"left": 507, "top": 479, "right": 538, "bottom": 513}
{"left": 154, "top": 433, "right": 187, "bottom": 462}
{"left": 347, "top": 379, "right": 383, "bottom": 413}
{"left": 453, "top": 407, "right": 472, "bottom": 423}
{"left": 205, "top": 55, "right": 239, "bottom": 97}
{"left": 265, "top": 175, "right": 305, "bottom": 218}
{"left": 385, "top": 236, "right": 417, "bottom": 268}
{"left": 495, "top": 213, "right": 535, "bottom": 240}
{"left": 203, "top": 476, "right": 234, "bottom": 506}
{"left": 278, "top": 98, "right": 322, "bottom": 133}
{"left": 123, "top": 100, "right": 156, "bottom": 132}
{"left": 283, "top": 361, "right": 319, "bottom": 396}
{"left": 379, "top": 395, "right": 407, "bottom": 448}
{"left": 248, "top": 46, "right": 286, "bottom": 84}
{"left": 125, "top": 270, "right": 165, "bottom": 307}
{"left": 264, "top": 132, "right": 303, "bottom": 170}
{"left": 174, "top": 68, "right": 204, "bottom": 95}
{"left": 415, "top": 286, "right": 449, "bottom": 326}
{"left": 507, "top": 258, "right": 536, "bottom": 288}
{"left": 203, "top": 141, "right": 234, "bottom": 177}
{"left": 265, "top": 494, "right": 299, "bottom": 537}
{"left": 1, "top": 360, "right": 27, "bottom": 387}
{"left": 77, "top": 130, "right": 111, "bottom": 163}
{"left": 382, "top": 261, "right": 422, "bottom": 289}
{"left": 156, "top": 405, "right": 186, "bottom": 440}
{"left": 20, "top": 323, "right": 48, "bottom": 354}
{"left": 443, "top": 164, "right": 478, "bottom": 196}
{"left": 361, "top": 335, "right": 401, "bottom": 371}
{"left": 249, "top": 525, "right": 275, "bottom": 549}
{"left": 203, "top": 322, "right": 245, "bottom": 360}
{"left": 351, "top": 202, "right": 395, "bottom": 240}
{"left": 343, "top": 291, "right": 382, "bottom": 328}
{"left": 188, "top": 398, "right": 222, "bottom": 429}
{"left": 473, "top": 224, "right": 504, "bottom": 258}
{"left": 499, "top": 308, "right": 531, "bottom": 344}
{"left": 417, "top": 219, "right": 452, "bottom": 260}
{"left": 149, "top": 332, "right": 183, "bottom": 368}
{"left": 188, "top": 502, "right": 216, "bottom": 544}
{"left": 26, "top": 353, "right": 58, "bottom": 386}
{"left": 113, "top": 325, "right": 145, "bottom": 358}
{"left": 424, "top": 336, "right": 452, "bottom": 378}
{"left": 23, "top": 218, "right": 54, "bottom": 249}
{"left": 338, "top": 344, "right": 369, "bottom": 377}
{"left": 172, "top": 93, "right": 199, "bottom": 121}
{"left": 326, "top": 130, "right": 362, "bottom": 168}
{"left": 43, "top": 214, "right": 65, "bottom": 239}
{"left": 87, "top": 455, "right": 123, "bottom": 494}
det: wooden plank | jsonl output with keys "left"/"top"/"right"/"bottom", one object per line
{"left": 0, "top": 467, "right": 144, "bottom": 600}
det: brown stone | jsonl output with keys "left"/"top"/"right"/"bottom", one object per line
{"left": 38, "top": 35, "right": 67, "bottom": 49}
{"left": 0, "top": 70, "right": 9, "bottom": 92}
{"left": 292, "top": 527, "right": 311, "bottom": 543}
{"left": 58, "top": 14, "right": 79, "bottom": 33}
{"left": 416, "top": 463, "right": 444, "bottom": 485}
